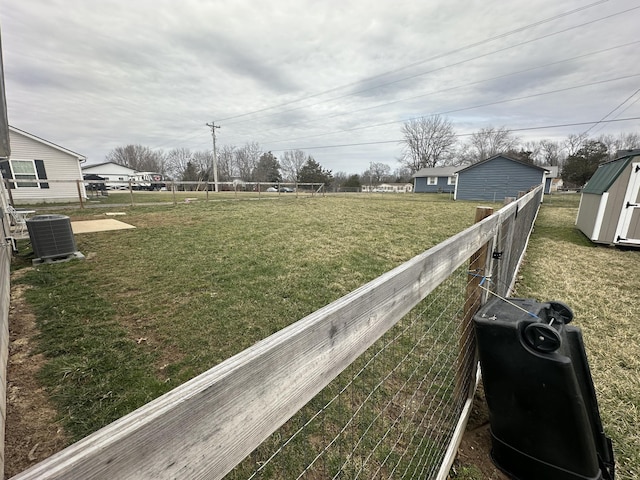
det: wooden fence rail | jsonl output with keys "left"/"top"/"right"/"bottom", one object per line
{"left": 9, "top": 186, "right": 543, "bottom": 480}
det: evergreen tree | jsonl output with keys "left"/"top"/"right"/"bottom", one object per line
{"left": 253, "top": 152, "right": 282, "bottom": 182}
{"left": 298, "top": 157, "right": 333, "bottom": 185}
{"left": 561, "top": 140, "right": 608, "bottom": 188}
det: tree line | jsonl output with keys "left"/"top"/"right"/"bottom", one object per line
{"left": 105, "top": 143, "right": 333, "bottom": 186}
{"left": 399, "top": 115, "right": 639, "bottom": 187}
{"left": 104, "top": 115, "right": 639, "bottom": 190}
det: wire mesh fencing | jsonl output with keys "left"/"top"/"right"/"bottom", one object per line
{"left": 9, "top": 187, "right": 543, "bottom": 480}
{"left": 226, "top": 266, "right": 475, "bottom": 480}
{"left": 492, "top": 188, "right": 543, "bottom": 297}
{"left": 223, "top": 189, "right": 543, "bottom": 480}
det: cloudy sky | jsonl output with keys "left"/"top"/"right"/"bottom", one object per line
{"left": 2, "top": 0, "right": 640, "bottom": 174}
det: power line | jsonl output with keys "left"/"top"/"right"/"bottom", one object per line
{"left": 220, "top": 6, "right": 640, "bottom": 146}
{"left": 222, "top": 40, "right": 640, "bottom": 144}
{"left": 268, "top": 117, "right": 640, "bottom": 152}
{"left": 583, "top": 86, "right": 640, "bottom": 135}
{"left": 216, "top": 1, "right": 610, "bottom": 124}
{"left": 258, "top": 73, "right": 640, "bottom": 147}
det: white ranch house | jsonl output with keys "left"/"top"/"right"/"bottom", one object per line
{"left": 0, "top": 126, "right": 86, "bottom": 204}
{"left": 81, "top": 162, "right": 138, "bottom": 185}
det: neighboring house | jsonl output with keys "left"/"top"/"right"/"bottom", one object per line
{"left": 454, "top": 155, "right": 548, "bottom": 201}
{"left": 0, "top": 126, "right": 86, "bottom": 204}
{"left": 0, "top": 34, "right": 9, "bottom": 158}
{"left": 362, "top": 183, "right": 413, "bottom": 193}
{"left": 544, "top": 166, "right": 561, "bottom": 194}
{"left": 575, "top": 149, "right": 640, "bottom": 247}
{"left": 82, "top": 162, "right": 137, "bottom": 186}
{"left": 412, "top": 166, "right": 458, "bottom": 193}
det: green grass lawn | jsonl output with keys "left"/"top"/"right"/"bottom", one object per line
{"left": 13, "top": 194, "right": 489, "bottom": 443}
{"left": 514, "top": 193, "right": 640, "bottom": 480}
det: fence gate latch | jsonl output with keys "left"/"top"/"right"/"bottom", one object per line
{"left": 492, "top": 251, "right": 504, "bottom": 260}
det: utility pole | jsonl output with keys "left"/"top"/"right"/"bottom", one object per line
{"left": 206, "top": 122, "right": 220, "bottom": 192}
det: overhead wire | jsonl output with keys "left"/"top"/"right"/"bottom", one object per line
{"left": 221, "top": 40, "right": 640, "bottom": 144}
{"left": 254, "top": 73, "right": 640, "bottom": 147}
{"left": 218, "top": 5, "right": 640, "bottom": 145}
{"left": 215, "top": 0, "right": 610, "bottom": 123}
{"left": 220, "top": 3, "right": 639, "bottom": 133}
{"left": 145, "top": 3, "right": 640, "bottom": 156}
{"left": 583, "top": 86, "right": 640, "bottom": 135}
{"left": 265, "top": 117, "right": 640, "bottom": 152}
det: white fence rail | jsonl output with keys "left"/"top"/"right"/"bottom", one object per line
{"left": 8, "top": 186, "right": 543, "bottom": 479}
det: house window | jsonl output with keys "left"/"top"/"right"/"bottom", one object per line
{"left": 0, "top": 159, "right": 50, "bottom": 189}
{"left": 12, "top": 160, "right": 39, "bottom": 187}
{"left": 427, "top": 177, "right": 437, "bottom": 185}
{"left": 447, "top": 176, "right": 456, "bottom": 185}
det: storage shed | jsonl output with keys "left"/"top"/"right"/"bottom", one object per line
{"left": 575, "top": 149, "right": 640, "bottom": 247}
{"left": 454, "top": 154, "right": 548, "bottom": 201}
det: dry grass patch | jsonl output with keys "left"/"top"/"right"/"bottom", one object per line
{"left": 10, "top": 194, "right": 490, "bottom": 453}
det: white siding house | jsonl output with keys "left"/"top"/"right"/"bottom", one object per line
{"left": 81, "top": 162, "right": 138, "bottom": 184}
{"left": 0, "top": 127, "right": 86, "bottom": 204}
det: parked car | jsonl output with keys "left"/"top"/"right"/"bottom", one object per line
{"left": 279, "top": 187, "right": 294, "bottom": 193}
{"left": 266, "top": 186, "right": 278, "bottom": 192}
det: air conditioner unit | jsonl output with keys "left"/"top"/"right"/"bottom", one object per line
{"left": 26, "top": 214, "right": 84, "bottom": 264}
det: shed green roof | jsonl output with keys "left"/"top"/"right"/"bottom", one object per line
{"left": 582, "top": 156, "right": 635, "bottom": 195}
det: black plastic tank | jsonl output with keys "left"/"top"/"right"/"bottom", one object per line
{"left": 474, "top": 297, "right": 614, "bottom": 480}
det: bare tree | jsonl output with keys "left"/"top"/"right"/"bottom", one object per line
{"left": 368, "top": 162, "right": 391, "bottom": 184}
{"left": 216, "top": 145, "right": 236, "bottom": 181}
{"left": 106, "top": 144, "right": 166, "bottom": 172}
{"left": 522, "top": 141, "right": 542, "bottom": 164}
{"left": 400, "top": 115, "right": 457, "bottom": 172}
{"left": 619, "top": 132, "right": 640, "bottom": 150}
{"left": 466, "top": 127, "right": 519, "bottom": 163}
{"left": 235, "top": 142, "right": 262, "bottom": 181}
{"left": 165, "top": 148, "right": 194, "bottom": 180}
{"left": 563, "top": 133, "right": 589, "bottom": 157}
{"left": 597, "top": 132, "right": 640, "bottom": 159}
{"left": 193, "top": 151, "right": 213, "bottom": 180}
{"left": 392, "top": 166, "right": 413, "bottom": 183}
{"left": 280, "top": 149, "right": 307, "bottom": 182}
{"left": 539, "top": 140, "right": 562, "bottom": 166}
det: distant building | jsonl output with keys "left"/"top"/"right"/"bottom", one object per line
{"left": 454, "top": 155, "right": 548, "bottom": 201}
{"left": 544, "top": 165, "right": 561, "bottom": 194}
{"left": 0, "top": 126, "right": 86, "bottom": 204}
{"left": 82, "top": 162, "right": 138, "bottom": 186}
{"left": 362, "top": 183, "right": 413, "bottom": 193}
{"left": 412, "top": 167, "right": 457, "bottom": 193}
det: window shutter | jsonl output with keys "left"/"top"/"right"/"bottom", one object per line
{"left": 0, "top": 160, "right": 14, "bottom": 188}
{"left": 34, "top": 159, "right": 49, "bottom": 188}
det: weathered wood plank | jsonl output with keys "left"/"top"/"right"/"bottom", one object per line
{"left": 12, "top": 188, "right": 541, "bottom": 480}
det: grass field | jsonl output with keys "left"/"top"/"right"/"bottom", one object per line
{"left": 513, "top": 194, "right": 640, "bottom": 480}
{"left": 12, "top": 194, "right": 487, "bottom": 444}
{"left": 12, "top": 192, "right": 638, "bottom": 479}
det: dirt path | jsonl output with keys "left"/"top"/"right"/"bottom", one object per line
{"left": 4, "top": 270, "right": 68, "bottom": 478}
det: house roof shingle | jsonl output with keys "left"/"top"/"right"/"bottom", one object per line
{"left": 412, "top": 166, "right": 458, "bottom": 178}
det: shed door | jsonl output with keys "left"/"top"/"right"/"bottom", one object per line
{"left": 615, "top": 162, "right": 640, "bottom": 245}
